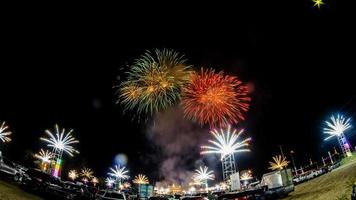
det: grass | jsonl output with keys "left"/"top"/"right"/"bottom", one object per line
{"left": 0, "top": 179, "right": 43, "bottom": 200}
{"left": 282, "top": 159, "right": 356, "bottom": 200}
{"left": 340, "top": 153, "right": 356, "bottom": 166}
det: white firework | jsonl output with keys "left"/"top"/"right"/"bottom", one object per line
{"left": 201, "top": 125, "right": 251, "bottom": 160}
{"left": 105, "top": 177, "right": 115, "bottom": 187}
{"left": 193, "top": 166, "right": 214, "bottom": 183}
{"left": 0, "top": 121, "right": 12, "bottom": 143}
{"left": 40, "top": 124, "right": 79, "bottom": 156}
{"left": 108, "top": 165, "right": 129, "bottom": 180}
{"left": 34, "top": 149, "right": 54, "bottom": 163}
{"left": 324, "top": 114, "right": 352, "bottom": 140}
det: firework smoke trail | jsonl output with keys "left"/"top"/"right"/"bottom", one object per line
{"left": 119, "top": 49, "right": 193, "bottom": 119}
{"left": 148, "top": 106, "right": 210, "bottom": 186}
{"left": 182, "top": 68, "right": 251, "bottom": 128}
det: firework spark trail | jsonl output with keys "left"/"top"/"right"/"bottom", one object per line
{"left": 119, "top": 49, "right": 193, "bottom": 119}
{"left": 40, "top": 124, "right": 79, "bottom": 156}
{"left": 192, "top": 166, "right": 214, "bottom": 183}
{"left": 268, "top": 155, "right": 289, "bottom": 170}
{"left": 80, "top": 168, "right": 94, "bottom": 179}
{"left": 133, "top": 174, "right": 149, "bottom": 184}
{"left": 323, "top": 114, "right": 352, "bottom": 140}
{"left": 108, "top": 165, "right": 129, "bottom": 180}
{"left": 182, "top": 68, "right": 250, "bottom": 128}
{"left": 0, "top": 121, "right": 12, "bottom": 143}
{"left": 201, "top": 125, "right": 251, "bottom": 160}
{"left": 34, "top": 149, "right": 54, "bottom": 163}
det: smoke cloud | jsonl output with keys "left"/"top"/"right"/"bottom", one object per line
{"left": 147, "top": 106, "right": 209, "bottom": 186}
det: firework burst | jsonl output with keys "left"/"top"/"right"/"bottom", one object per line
{"left": 0, "top": 121, "right": 12, "bottom": 143}
{"left": 133, "top": 174, "right": 149, "bottom": 185}
{"left": 81, "top": 168, "right": 94, "bottom": 179}
{"left": 92, "top": 177, "right": 99, "bottom": 186}
{"left": 201, "top": 125, "right": 251, "bottom": 160}
{"left": 119, "top": 49, "right": 193, "bottom": 118}
{"left": 40, "top": 124, "right": 79, "bottom": 156}
{"left": 193, "top": 166, "right": 214, "bottom": 184}
{"left": 34, "top": 149, "right": 54, "bottom": 163}
{"left": 68, "top": 170, "right": 78, "bottom": 180}
{"left": 108, "top": 165, "right": 129, "bottom": 180}
{"left": 182, "top": 68, "right": 250, "bottom": 127}
{"left": 323, "top": 114, "right": 352, "bottom": 140}
{"left": 106, "top": 177, "right": 115, "bottom": 187}
{"left": 268, "top": 155, "right": 289, "bottom": 170}
{"left": 240, "top": 170, "right": 253, "bottom": 181}
{"left": 323, "top": 114, "right": 353, "bottom": 157}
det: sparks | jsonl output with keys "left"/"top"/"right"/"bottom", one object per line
{"left": 119, "top": 49, "right": 193, "bottom": 118}
{"left": 105, "top": 177, "right": 115, "bottom": 187}
{"left": 0, "top": 121, "right": 12, "bottom": 143}
{"left": 201, "top": 125, "right": 251, "bottom": 160}
{"left": 193, "top": 166, "right": 214, "bottom": 184}
{"left": 40, "top": 124, "right": 79, "bottom": 157}
{"left": 80, "top": 168, "right": 94, "bottom": 179}
{"left": 182, "top": 68, "right": 250, "bottom": 127}
{"left": 323, "top": 114, "right": 353, "bottom": 157}
{"left": 133, "top": 174, "right": 149, "bottom": 185}
{"left": 268, "top": 155, "right": 290, "bottom": 170}
{"left": 68, "top": 170, "right": 78, "bottom": 181}
{"left": 34, "top": 149, "right": 54, "bottom": 163}
{"left": 323, "top": 114, "right": 352, "bottom": 140}
{"left": 313, "top": 0, "right": 324, "bottom": 9}
{"left": 92, "top": 176, "right": 99, "bottom": 186}
{"left": 108, "top": 165, "right": 129, "bottom": 180}
{"left": 240, "top": 170, "right": 253, "bottom": 181}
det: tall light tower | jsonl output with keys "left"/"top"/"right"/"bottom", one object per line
{"left": 221, "top": 154, "right": 237, "bottom": 181}
{"left": 201, "top": 125, "right": 251, "bottom": 182}
{"left": 40, "top": 125, "right": 79, "bottom": 177}
{"left": 323, "top": 114, "right": 353, "bottom": 158}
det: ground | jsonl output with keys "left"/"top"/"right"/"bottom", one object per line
{"left": 0, "top": 180, "right": 42, "bottom": 200}
{"left": 0, "top": 161, "right": 355, "bottom": 200}
{"left": 282, "top": 160, "right": 356, "bottom": 200}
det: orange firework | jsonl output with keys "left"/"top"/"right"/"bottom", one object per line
{"left": 182, "top": 68, "right": 250, "bottom": 127}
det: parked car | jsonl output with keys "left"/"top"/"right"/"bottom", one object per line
{"left": 0, "top": 156, "right": 22, "bottom": 181}
{"left": 21, "top": 168, "right": 59, "bottom": 192}
{"left": 44, "top": 180, "right": 77, "bottom": 200}
{"left": 181, "top": 196, "right": 204, "bottom": 200}
{"left": 149, "top": 196, "right": 169, "bottom": 200}
{"left": 96, "top": 190, "right": 126, "bottom": 200}
{"left": 217, "top": 189, "right": 265, "bottom": 200}
{"left": 352, "top": 182, "right": 356, "bottom": 200}
{"left": 62, "top": 181, "right": 95, "bottom": 200}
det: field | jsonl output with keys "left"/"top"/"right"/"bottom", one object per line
{"left": 282, "top": 160, "right": 356, "bottom": 200}
{"left": 0, "top": 179, "right": 42, "bottom": 200}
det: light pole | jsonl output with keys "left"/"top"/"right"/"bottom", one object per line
{"left": 279, "top": 145, "right": 285, "bottom": 158}
{"left": 290, "top": 150, "right": 297, "bottom": 175}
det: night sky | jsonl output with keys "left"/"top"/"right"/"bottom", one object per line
{"left": 1, "top": 1, "right": 355, "bottom": 184}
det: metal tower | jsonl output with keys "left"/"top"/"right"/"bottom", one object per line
{"left": 221, "top": 153, "right": 237, "bottom": 182}
{"left": 337, "top": 133, "right": 352, "bottom": 157}
{"left": 51, "top": 148, "right": 64, "bottom": 178}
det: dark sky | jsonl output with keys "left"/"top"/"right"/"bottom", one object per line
{"left": 1, "top": 1, "right": 355, "bottom": 183}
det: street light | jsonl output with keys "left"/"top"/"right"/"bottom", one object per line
{"left": 290, "top": 150, "right": 297, "bottom": 175}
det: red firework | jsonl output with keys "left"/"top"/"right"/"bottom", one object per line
{"left": 181, "top": 68, "right": 251, "bottom": 127}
